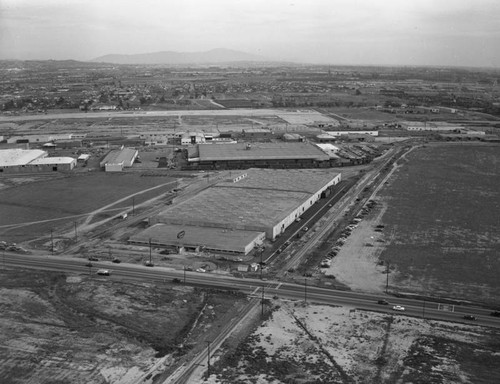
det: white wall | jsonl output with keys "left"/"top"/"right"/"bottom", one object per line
{"left": 269, "top": 173, "right": 341, "bottom": 239}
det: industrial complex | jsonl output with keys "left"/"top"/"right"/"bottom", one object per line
{"left": 184, "top": 142, "right": 333, "bottom": 170}
{"left": 129, "top": 168, "right": 341, "bottom": 254}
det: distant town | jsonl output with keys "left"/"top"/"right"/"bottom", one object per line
{"left": 1, "top": 60, "right": 500, "bottom": 383}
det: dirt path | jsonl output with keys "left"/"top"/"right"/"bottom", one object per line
{"left": 81, "top": 181, "right": 176, "bottom": 228}
{"left": 324, "top": 145, "right": 421, "bottom": 293}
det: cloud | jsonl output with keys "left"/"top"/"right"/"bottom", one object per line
{"left": 0, "top": 0, "right": 499, "bottom": 66}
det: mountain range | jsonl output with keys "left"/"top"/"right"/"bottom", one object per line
{"left": 91, "top": 48, "right": 271, "bottom": 65}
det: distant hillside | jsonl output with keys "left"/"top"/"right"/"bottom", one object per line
{"left": 91, "top": 48, "right": 270, "bottom": 65}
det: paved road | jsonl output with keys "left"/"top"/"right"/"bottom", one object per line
{"left": 3, "top": 253, "right": 499, "bottom": 329}
{"left": 0, "top": 109, "right": 325, "bottom": 122}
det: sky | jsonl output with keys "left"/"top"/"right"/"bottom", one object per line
{"left": 1, "top": 0, "right": 500, "bottom": 67}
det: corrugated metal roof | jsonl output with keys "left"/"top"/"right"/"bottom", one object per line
{"left": 198, "top": 142, "right": 329, "bottom": 161}
{"left": 101, "top": 148, "right": 137, "bottom": 165}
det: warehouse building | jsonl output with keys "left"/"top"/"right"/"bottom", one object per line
{"left": 0, "top": 149, "right": 76, "bottom": 173}
{"left": 129, "top": 224, "right": 265, "bottom": 255}
{"left": 129, "top": 168, "right": 341, "bottom": 254}
{"left": 184, "top": 142, "right": 332, "bottom": 170}
{"left": 100, "top": 148, "right": 138, "bottom": 172}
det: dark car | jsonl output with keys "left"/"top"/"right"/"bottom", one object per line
{"left": 172, "top": 278, "right": 182, "bottom": 284}
{"left": 377, "top": 300, "right": 389, "bottom": 305}
{"left": 144, "top": 261, "right": 154, "bottom": 267}
{"left": 112, "top": 258, "right": 121, "bottom": 263}
{"left": 88, "top": 256, "right": 99, "bottom": 261}
{"left": 490, "top": 311, "right": 500, "bottom": 317}
{"left": 85, "top": 262, "right": 93, "bottom": 268}
{"left": 463, "top": 315, "right": 476, "bottom": 320}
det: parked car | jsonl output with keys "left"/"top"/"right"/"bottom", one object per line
{"left": 490, "top": 311, "right": 500, "bottom": 317}
{"left": 463, "top": 315, "right": 476, "bottom": 320}
{"left": 392, "top": 305, "right": 405, "bottom": 311}
{"left": 144, "top": 261, "right": 154, "bottom": 267}
{"left": 112, "top": 258, "right": 121, "bottom": 263}
{"left": 172, "top": 278, "right": 182, "bottom": 284}
{"left": 96, "top": 269, "right": 110, "bottom": 276}
{"left": 88, "top": 256, "right": 99, "bottom": 261}
{"left": 85, "top": 262, "right": 93, "bottom": 268}
{"left": 377, "top": 300, "right": 389, "bottom": 305}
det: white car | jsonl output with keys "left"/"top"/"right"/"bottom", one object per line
{"left": 392, "top": 305, "right": 405, "bottom": 311}
{"left": 96, "top": 269, "right": 110, "bottom": 276}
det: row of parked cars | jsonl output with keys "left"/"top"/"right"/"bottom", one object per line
{"left": 358, "top": 199, "right": 377, "bottom": 217}
{"left": 320, "top": 217, "right": 363, "bottom": 268}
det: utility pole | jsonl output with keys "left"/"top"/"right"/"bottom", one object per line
{"left": 304, "top": 278, "right": 308, "bottom": 304}
{"left": 259, "top": 248, "right": 263, "bottom": 280}
{"left": 50, "top": 228, "right": 54, "bottom": 255}
{"left": 385, "top": 262, "right": 390, "bottom": 294}
{"left": 261, "top": 287, "right": 265, "bottom": 317}
{"left": 149, "top": 238, "right": 152, "bottom": 265}
{"left": 206, "top": 341, "right": 211, "bottom": 379}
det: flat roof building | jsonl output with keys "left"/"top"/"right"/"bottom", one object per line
{"left": 129, "top": 224, "right": 265, "bottom": 255}
{"left": 0, "top": 149, "right": 47, "bottom": 167}
{"left": 141, "top": 168, "right": 341, "bottom": 253}
{"left": 186, "top": 142, "right": 332, "bottom": 170}
{"left": 0, "top": 149, "right": 75, "bottom": 173}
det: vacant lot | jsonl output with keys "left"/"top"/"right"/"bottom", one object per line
{"left": 0, "top": 269, "right": 245, "bottom": 384}
{"left": 0, "top": 173, "right": 177, "bottom": 243}
{"left": 379, "top": 144, "right": 500, "bottom": 304}
{"left": 211, "top": 302, "right": 500, "bottom": 384}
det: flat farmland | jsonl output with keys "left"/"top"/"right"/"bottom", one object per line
{"left": 0, "top": 173, "right": 177, "bottom": 243}
{"left": 379, "top": 144, "right": 500, "bottom": 304}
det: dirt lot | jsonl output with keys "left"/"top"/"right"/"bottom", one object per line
{"left": 378, "top": 144, "right": 500, "bottom": 304}
{"left": 321, "top": 144, "right": 500, "bottom": 304}
{"left": 210, "top": 302, "right": 500, "bottom": 384}
{"left": 0, "top": 269, "right": 246, "bottom": 384}
{"left": 0, "top": 173, "right": 177, "bottom": 243}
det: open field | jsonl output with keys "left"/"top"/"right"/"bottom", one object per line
{"left": 210, "top": 302, "right": 500, "bottom": 384}
{"left": 0, "top": 269, "right": 246, "bottom": 384}
{"left": 0, "top": 173, "right": 177, "bottom": 243}
{"left": 378, "top": 144, "right": 500, "bottom": 304}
